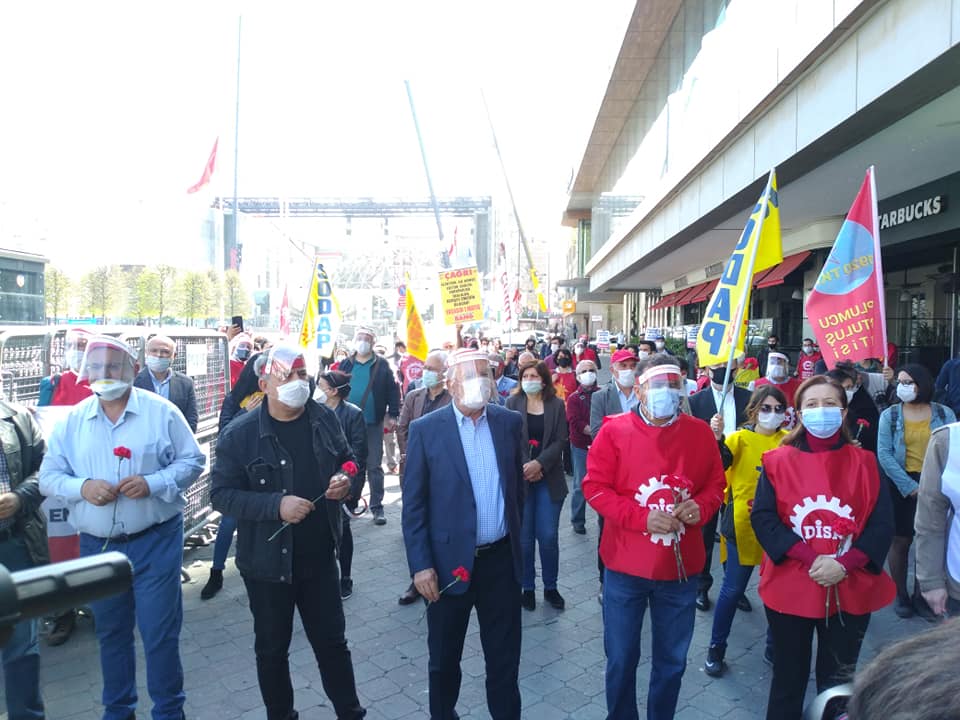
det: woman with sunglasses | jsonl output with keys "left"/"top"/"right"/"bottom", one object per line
{"left": 877, "top": 363, "right": 956, "bottom": 618}
{"left": 703, "top": 385, "right": 788, "bottom": 677}
{"left": 751, "top": 375, "right": 895, "bottom": 720}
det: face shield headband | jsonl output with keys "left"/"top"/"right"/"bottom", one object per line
{"left": 78, "top": 336, "right": 137, "bottom": 390}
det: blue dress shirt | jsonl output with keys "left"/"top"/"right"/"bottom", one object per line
{"left": 451, "top": 402, "right": 507, "bottom": 545}
{"left": 40, "top": 388, "right": 205, "bottom": 537}
{"left": 149, "top": 370, "right": 172, "bottom": 400}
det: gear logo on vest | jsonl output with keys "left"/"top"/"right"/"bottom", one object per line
{"left": 789, "top": 494, "right": 855, "bottom": 547}
{"left": 635, "top": 475, "right": 691, "bottom": 546}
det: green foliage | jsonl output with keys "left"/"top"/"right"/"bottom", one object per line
{"left": 175, "top": 271, "right": 214, "bottom": 326}
{"left": 79, "top": 266, "right": 122, "bottom": 322}
{"left": 126, "top": 269, "right": 160, "bottom": 323}
{"left": 222, "top": 269, "right": 251, "bottom": 318}
{"left": 155, "top": 265, "right": 177, "bottom": 324}
{"left": 44, "top": 266, "right": 71, "bottom": 322}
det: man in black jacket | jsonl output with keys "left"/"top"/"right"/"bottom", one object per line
{"left": 337, "top": 327, "right": 401, "bottom": 525}
{"left": 211, "top": 345, "right": 365, "bottom": 720}
{"left": 688, "top": 364, "right": 752, "bottom": 612}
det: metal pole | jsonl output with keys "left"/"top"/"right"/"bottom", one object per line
{"left": 404, "top": 81, "right": 446, "bottom": 265}
{"left": 232, "top": 15, "right": 242, "bottom": 266}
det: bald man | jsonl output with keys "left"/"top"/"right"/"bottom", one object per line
{"left": 134, "top": 335, "right": 199, "bottom": 432}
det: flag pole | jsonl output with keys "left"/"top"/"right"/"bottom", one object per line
{"left": 404, "top": 81, "right": 447, "bottom": 268}
{"left": 720, "top": 169, "right": 775, "bottom": 402}
{"left": 298, "top": 258, "right": 319, "bottom": 348}
{"left": 868, "top": 166, "right": 889, "bottom": 367}
{"left": 232, "top": 15, "right": 242, "bottom": 268}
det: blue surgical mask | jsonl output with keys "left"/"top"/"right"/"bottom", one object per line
{"left": 645, "top": 387, "right": 680, "bottom": 419}
{"left": 801, "top": 406, "right": 843, "bottom": 439}
{"left": 421, "top": 370, "right": 442, "bottom": 389}
{"left": 522, "top": 380, "right": 543, "bottom": 395}
{"left": 146, "top": 356, "right": 171, "bottom": 374}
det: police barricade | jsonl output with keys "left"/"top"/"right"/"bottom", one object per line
{"left": 0, "top": 325, "right": 230, "bottom": 539}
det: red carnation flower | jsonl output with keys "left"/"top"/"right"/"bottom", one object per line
{"left": 113, "top": 446, "right": 132, "bottom": 459}
{"left": 452, "top": 566, "right": 470, "bottom": 582}
{"left": 834, "top": 518, "right": 858, "bottom": 538}
{"left": 529, "top": 440, "right": 540, "bottom": 448}
{"left": 856, "top": 419, "right": 870, "bottom": 428}
{"left": 341, "top": 461, "right": 359, "bottom": 477}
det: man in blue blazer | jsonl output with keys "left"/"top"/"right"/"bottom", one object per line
{"left": 402, "top": 349, "right": 525, "bottom": 720}
{"left": 133, "top": 335, "right": 199, "bottom": 432}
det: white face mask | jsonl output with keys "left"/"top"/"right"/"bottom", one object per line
{"left": 845, "top": 388, "right": 856, "bottom": 403}
{"left": 90, "top": 378, "right": 130, "bottom": 401}
{"left": 896, "top": 383, "right": 917, "bottom": 403}
{"left": 550, "top": 344, "right": 559, "bottom": 353}
{"left": 655, "top": 341, "right": 665, "bottom": 351}
{"left": 578, "top": 372, "right": 597, "bottom": 387}
{"left": 355, "top": 340, "right": 372, "bottom": 356}
{"left": 617, "top": 369, "right": 636, "bottom": 387}
{"left": 757, "top": 412, "right": 786, "bottom": 431}
{"left": 276, "top": 379, "right": 310, "bottom": 408}
{"left": 637, "top": 350, "right": 650, "bottom": 359}
{"left": 313, "top": 389, "right": 329, "bottom": 405}
{"left": 458, "top": 377, "right": 492, "bottom": 410}
{"left": 767, "top": 365, "right": 788, "bottom": 382}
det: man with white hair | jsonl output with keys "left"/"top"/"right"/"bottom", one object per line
{"left": 40, "top": 335, "right": 205, "bottom": 720}
{"left": 402, "top": 349, "right": 525, "bottom": 719}
{"left": 584, "top": 354, "right": 725, "bottom": 720}
{"left": 133, "top": 335, "right": 199, "bottom": 432}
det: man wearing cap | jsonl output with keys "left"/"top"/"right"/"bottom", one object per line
{"left": 402, "top": 349, "right": 525, "bottom": 720}
{"left": 338, "top": 327, "right": 401, "bottom": 525}
{"left": 133, "top": 335, "right": 199, "bottom": 432}
{"left": 211, "top": 345, "right": 365, "bottom": 720}
{"left": 584, "top": 354, "right": 725, "bottom": 720}
{"left": 40, "top": 335, "right": 205, "bottom": 720}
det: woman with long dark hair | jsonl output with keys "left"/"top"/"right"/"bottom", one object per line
{"left": 751, "top": 375, "right": 895, "bottom": 720}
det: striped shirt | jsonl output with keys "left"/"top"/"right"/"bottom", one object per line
{"left": 451, "top": 403, "right": 507, "bottom": 545}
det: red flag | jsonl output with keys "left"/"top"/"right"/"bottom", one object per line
{"left": 187, "top": 138, "right": 218, "bottom": 194}
{"left": 806, "top": 167, "right": 888, "bottom": 368}
{"left": 448, "top": 226, "right": 458, "bottom": 259}
{"left": 279, "top": 284, "right": 290, "bottom": 336}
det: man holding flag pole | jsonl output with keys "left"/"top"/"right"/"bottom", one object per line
{"left": 693, "top": 169, "right": 783, "bottom": 610}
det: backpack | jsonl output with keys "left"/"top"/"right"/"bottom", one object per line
{"left": 38, "top": 374, "right": 60, "bottom": 407}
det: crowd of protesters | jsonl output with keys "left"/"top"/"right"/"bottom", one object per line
{"left": 3, "top": 323, "right": 958, "bottom": 720}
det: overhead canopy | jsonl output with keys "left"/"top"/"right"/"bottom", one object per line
{"left": 754, "top": 251, "right": 812, "bottom": 289}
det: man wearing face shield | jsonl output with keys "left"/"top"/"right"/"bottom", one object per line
{"left": 583, "top": 355, "right": 725, "bottom": 720}
{"left": 43, "top": 328, "right": 95, "bottom": 406}
{"left": 402, "top": 349, "right": 525, "bottom": 720}
{"left": 337, "top": 327, "right": 401, "bottom": 526}
{"left": 753, "top": 352, "right": 801, "bottom": 407}
{"left": 39, "top": 336, "right": 206, "bottom": 720}
{"left": 211, "top": 345, "right": 365, "bottom": 720}
{"left": 133, "top": 335, "right": 198, "bottom": 432}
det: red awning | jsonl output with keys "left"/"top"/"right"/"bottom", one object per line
{"left": 686, "top": 279, "right": 719, "bottom": 304}
{"left": 672, "top": 286, "right": 702, "bottom": 306}
{"left": 649, "top": 292, "right": 680, "bottom": 311}
{"left": 754, "top": 251, "right": 812, "bottom": 289}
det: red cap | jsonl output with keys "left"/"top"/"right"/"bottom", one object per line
{"left": 611, "top": 349, "right": 637, "bottom": 364}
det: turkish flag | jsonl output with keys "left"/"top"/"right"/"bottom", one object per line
{"left": 187, "top": 138, "right": 218, "bottom": 194}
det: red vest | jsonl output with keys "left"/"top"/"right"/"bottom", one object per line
{"left": 758, "top": 445, "right": 895, "bottom": 618}
{"left": 51, "top": 371, "right": 92, "bottom": 406}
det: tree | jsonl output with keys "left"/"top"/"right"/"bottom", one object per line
{"left": 126, "top": 269, "right": 160, "bottom": 324}
{"left": 175, "top": 271, "right": 213, "bottom": 327}
{"left": 222, "top": 269, "right": 252, "bottom": 318}
{"left": 156, "top": 265, "right": 177, "bottom": 324}
{"left": 80, "top": 266, "right": 122, "bottom": 322}
{"left": 207, "top": 270, "right": 223, "bottom": 325}
{"left": 45, "top": 266, "right": 71, "bottom": 322}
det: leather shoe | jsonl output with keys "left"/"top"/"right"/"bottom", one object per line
{"left": 696, "top": 590, "right": 711, "bottom": 611}
{"left": 398, "top": 583, "right": 420, "bottom": 606}
{"left": 736, "top": 594, "right": 752, "bottom": 612}
{"left": 521, "top": 590, "right": 536, "bottom": 611}
{"left": 544, "top": 589, "right": 565, "bottom": 610}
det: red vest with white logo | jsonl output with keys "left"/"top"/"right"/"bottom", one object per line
{"left": 758, "top": 444, "right": 895, "bottom": 618}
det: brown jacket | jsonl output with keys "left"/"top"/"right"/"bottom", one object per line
{"left": 915, "top": 423, "right": 960, "bottom": 601}
{"left": 397, "top": 387, "right": 452, "bottom": 478}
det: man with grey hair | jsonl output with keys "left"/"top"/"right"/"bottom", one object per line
{"left": 490, "top": 353, "right": 517, "bottom": 405}
{"left": 133, "top": 335, "right": 199, "bottom": 432}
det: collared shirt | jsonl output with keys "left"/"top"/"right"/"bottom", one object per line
{"left": 711, "top": 385, "right": 738, "bottom": 438}
{"left": 451, "top": 402, "right": 507, "bottom": 545}
{"left": 423, "top": 388, "right": 450, "bottom": 416}
{"left": 39, "top": 388, "right": 206, "bottom": 537}
{"left": 0, "top": 449, "right": 12, "bottom": 531}
{"left": 149, "top": 369, "right": 172, "bottom": 400}
{"left": 618, "top": 386, "right": 639, "bottom": 414}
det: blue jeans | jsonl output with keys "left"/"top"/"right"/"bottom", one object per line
{"left": 0, "top": 537, "right": 43, "bottom": 720}
{"left": 603, "top": 569, "right": 697, "bottom": 720}
{"left": 570, "top": 446, "right": 588, "bottom": 528}
{"left": 212, "top": 514, "right": 238, "bottom": 571}
{"left": 710, "top": 542, "right": 774, "bottom": 655}
{"left": 521, "top": 481, "right": 563, "bottom": 591}
{"left": 80, "top": 515, "right": 186, "bottom": 720}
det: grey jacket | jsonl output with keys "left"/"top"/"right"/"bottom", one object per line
{"left": 0, "top": 401, "right": 49, "bottom": 567}
{"left": 915, "top": 423, "right": 960, "bottom": 602}
{"left": 590, "top": 381, "right": 632, "bottom": 438}
{"left": 505, "top": 393, "right": 569, "bottom": 504}
{"left": 134, "top": 368, "right": 199, "bottom": 432}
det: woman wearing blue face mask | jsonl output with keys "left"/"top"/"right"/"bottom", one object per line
{"left": 877, "top": 363, "right": 956, "bottom": 619}
{"left": 751, "top": 375, "right": 896, "bottom": 720}
{"left": 506, "top": 361, "right": 569, "bottom": 611}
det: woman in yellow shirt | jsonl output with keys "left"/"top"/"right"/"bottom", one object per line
{"left": 704, "top": 385, "right": 788, "bottom": 677}
{"left": 877, "top": 363, "right": 956, "bottom": 618}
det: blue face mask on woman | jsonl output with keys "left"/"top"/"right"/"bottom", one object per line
{"left": 801, "top": 406, "right": 843, "bottom": 438}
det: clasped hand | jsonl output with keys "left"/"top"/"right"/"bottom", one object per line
{"left": 646, "top": 501, "right": 701, "bottom": 534}
{"left": 522, "top": 460, "right": 543, "bottom": 482}
{"left": 809, "top": 555, "right": 846, "bottom": 586}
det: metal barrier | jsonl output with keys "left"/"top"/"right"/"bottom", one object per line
{"left": 0, "top": 325, "right": 231, "bottom": 538}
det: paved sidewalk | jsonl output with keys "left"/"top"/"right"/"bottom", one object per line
{"left": 17, "top": 474, "right": 922, "bottom": 720}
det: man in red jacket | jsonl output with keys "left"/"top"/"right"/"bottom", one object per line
{"left": 584, "top": 354, "right": 725, "bottom": 720}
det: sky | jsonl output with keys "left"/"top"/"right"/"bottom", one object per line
{"left": 0, "top": 1, "right": 634, "bottom": 274}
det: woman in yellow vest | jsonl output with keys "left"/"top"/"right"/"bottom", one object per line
{"left": 703, "top": 384, "right": 788, "bottom": 677}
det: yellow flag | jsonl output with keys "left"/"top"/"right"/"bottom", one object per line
{"left": 530, "top": 268, "right": 547, "bottom": 312}
{"left": 299, "top": 260, "right": 342, "bottom": 357}
{"left": 696, "top": 170, "right": 782, "bottom": 367}
{"left": 405, "top": 283, "right": 429, "bottom": 361}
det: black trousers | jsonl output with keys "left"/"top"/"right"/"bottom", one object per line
{"left": 597, "top": 515, "right": 605, "bottom": 582}
{"left": 340, "top": 517, "right": 354, "bottom": 579}
{"left": 426, "top": 539, "right": 521, "bottom": 720}
{"left": 244, "top": 558, "right": 365, "bottom": 720}
{"left": 764, "top": 606, "right": 870, "bottom": 720}
{"left": 698, "top": 508, "right": 720, "bottom": 593}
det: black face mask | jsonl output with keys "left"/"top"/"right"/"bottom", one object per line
{"left": 711, "top": 367, "right": 731, "bottom": 386}
{"left": 767, "top": 342, "right": 777, "bottom": 349}
{"left": 557, "top": 357, "right": 571, "bottom": 368}
{"left": 526, "top": 343, "right": 535, "bottom": 350}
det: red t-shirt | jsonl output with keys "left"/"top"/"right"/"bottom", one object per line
{"left": 584, "top": 413, "right": 726, "bottom": 580}
{"left": 51, "top": 371, "right": 93, "bottom": 406}
{"left": 796, "top": 351, "right": 822, "bottom": 380}
{"left": 552, "top": 371, "right": 578, "bottom": 402}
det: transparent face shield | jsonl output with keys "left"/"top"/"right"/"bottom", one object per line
{"left": 63, "top": 330, "right": 91, "bottom": 373}
{"left": 262, "top": 344, "right": 309, "bottom": 384}
{"left": 767, "top": 353, "right": 789, "bottom": 381}
{"left": 447, "top": 351, "right": 495, "bottom": 410}
{"left": 78, "top": 337, "right": 137, "bottom": 398}
{"left": 636, "top": 365, "right": 684, "bottom": 420}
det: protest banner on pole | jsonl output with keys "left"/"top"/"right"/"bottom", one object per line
{"left": 439, "top": 266, "right": 484, "bottom": 325}
{"left": 299, "top": 259, "right": 342, "bottom": 357}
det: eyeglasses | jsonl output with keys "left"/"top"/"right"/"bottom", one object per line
{"left": 758, "top": 404, "right": 786, "bottom": 414}
{"left": 897, "top": 380, "right": 916, "bottom": 386}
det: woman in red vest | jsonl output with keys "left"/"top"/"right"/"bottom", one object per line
{"left": 751, "top": 375, "right": 895, "bottom": 720}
